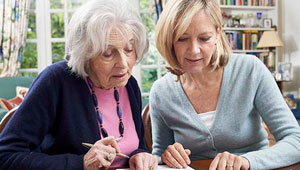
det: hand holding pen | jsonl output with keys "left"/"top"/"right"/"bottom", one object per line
{"left": 83, "top": 136, "right": 128, "bottom": 170}
{"left": 82, "top": 143, "right": 129, "bottom": 158}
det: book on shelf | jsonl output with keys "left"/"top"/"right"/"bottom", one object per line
{"left": 246, "top": 52, "right": 275, "bottom": 72}
{"left": 221, "top": 0, "right": 275, "bottom": 6}
{"left": 225, "top": 30, "right": 261, "bottom": 50}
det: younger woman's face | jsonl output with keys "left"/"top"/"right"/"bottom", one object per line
{"left": 173, "top": 10, "right": 220, "bottom": 73}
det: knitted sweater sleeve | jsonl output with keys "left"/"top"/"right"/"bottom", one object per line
{"left": 241, "top": 58, "right": 300, "bottom": 170}
{"left": 149, "top": 78, "right": 175, "bottom": 164}
{"left": 0, "top": 67, "right": 84, "bottom": 170}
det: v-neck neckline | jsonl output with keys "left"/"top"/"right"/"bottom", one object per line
{"left": 175, "top": 66, "right": 229, "bottom": 132}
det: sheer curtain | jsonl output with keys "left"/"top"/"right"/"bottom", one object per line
{"left": 0, "top": 0, "right": 30, "bottom": 77}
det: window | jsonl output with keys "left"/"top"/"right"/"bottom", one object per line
{"left": 21, "top": 0, "right": 166, "bottom": 107}
{"left": 50, "top": 0, "right": 87, "bottom": 64}
{"left": 21, "top": 0, "right": 88, "bottom": 76}
{"left": 139, "top": 0, "right": 167, "bottom": 107}
{"left": 21, "top": 0, "right": 38, "bottom": 76}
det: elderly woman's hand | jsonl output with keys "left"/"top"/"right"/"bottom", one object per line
{"left": 161, "top": 142, "right": 191, "bottom": 169}
{"left": 129, "top": 152, "right": 158, "bottom": 170}
{"left": 83, "top": 136, "right": 120, "bottom": 170}
{"left": 209, "top": 151, "right": 250, "bottom": 170}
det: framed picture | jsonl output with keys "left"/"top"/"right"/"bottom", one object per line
{"left": 263, "top": 18, "right": 272, "bottom": 28}
{"left": 279, "top": 63, "right": 292, "bottom": 81}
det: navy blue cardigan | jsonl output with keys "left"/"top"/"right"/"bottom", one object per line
{"left": 0, "top": 61, "right": 147, "bottom": 170}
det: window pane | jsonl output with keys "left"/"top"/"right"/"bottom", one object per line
{"left": 140, "top": 13, "right": 155, "bottom": 33}
{"left": 161, "top": 57, "right": 166, "bottom": 65}
{"left": 51, "top": 13, "right": 65, "bottom": 38}
{"left": 68, "top": 12, "right": 73, "bottom": 22}
{"left": 52, "top": 42, "right": 65, "bottom": 63}
{"left": 161, "top": 67, "right": 167, "bottom": 76}
{"left": 30, "top": 0, "right": 36, "bottom": 9}
{"left": 142, "top": 96, "right": 149, "bottom": 109}
{"left": 50, "top": 0, "right": 64, "bottom": 9}
{"left": 68, "top": 0, "right": 87, "bottom": 9}
{"left": 22, "top": 43, "right": 37, "bottom": 68}
{"left": 20, "top": 72, "right": 38, "bottom": 77}
{"left": 142, "top": 69, "right": 157, "bottom": 93}
{"left": 142, "top": 32, "right": 159, "bottom": 65}
{"left": 27, "top": 13, "right": 36, "bottom": 39}
{"left": 140, "top": 0, "right": 150, "bottom": 9}
{"left": 141, "top": 52, "right": 157, "bottom": 65}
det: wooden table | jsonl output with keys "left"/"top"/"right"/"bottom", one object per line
{"left": 110, "top": 160, "right": 300, "bottom": 170}
{"left": 189, "top": 160, "right": 300, "bottom": 170}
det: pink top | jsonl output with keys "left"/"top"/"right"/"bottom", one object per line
{"left": 93, "top": 86, "right": 139, "bottom": 167}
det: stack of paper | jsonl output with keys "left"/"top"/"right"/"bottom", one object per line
{"left": 117, "top": 165, "right": 194, "bottom": 170}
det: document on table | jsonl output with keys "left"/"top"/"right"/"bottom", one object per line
{"left": 117, "top": 165, "right": 194, "bottom": 170}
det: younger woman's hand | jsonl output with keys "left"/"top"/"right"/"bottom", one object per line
{"left": 129, "top": 152, "right": 158, "bottom": 170}
{"left": 83, "top": 136, "right": 120, "bottom": 170}
{"left": 209, "top": 151, "right": 250, "bottom": 170}
{"left": 161, "top": 142, "right": 191, "bottom": 169}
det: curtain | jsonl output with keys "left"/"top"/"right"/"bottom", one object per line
{"left": 0, "top": 0, "right": 30, "bottom": 77}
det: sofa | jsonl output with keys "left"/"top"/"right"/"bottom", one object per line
{"left": 0, "top": 76, "right": 35, "bottom": 121}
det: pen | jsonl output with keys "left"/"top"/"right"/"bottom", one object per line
{"left": 82, "top": 142, "right": 130, "bottom": 158}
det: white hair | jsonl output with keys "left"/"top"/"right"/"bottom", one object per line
{"left": 66, "top": 0, "right": 148, "bottom": 76}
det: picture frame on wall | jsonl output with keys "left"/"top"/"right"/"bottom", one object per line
{"left": 279, "top": 63, "right": 292, "bottom": 81}
{"left": 263, "top": 18, "right": 272, "bottom": 28}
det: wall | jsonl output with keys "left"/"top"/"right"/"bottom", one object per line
{"left": 280, "top": 0, "right": 300, "bottom": 97}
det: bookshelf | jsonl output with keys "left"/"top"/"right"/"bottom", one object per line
{"left": 223, "top": 27, "right": 274, "bottom": 31}
{"left": 233, "top": 49, "right": 269, "bottom": 53}
{"left": 219, "top": 0, "right": 279, "bottom": 73}
{"left": 220, "top": 5, "right": 275, "bottom": 10}
{"left": 220, "top": 0, "right": 276, "bottom": 6}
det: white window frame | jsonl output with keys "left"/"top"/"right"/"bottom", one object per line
{"left": 21, "top": 0, "right": 167, "bottom": 100}
{"left": 138, "top": 0, "right": 167, "bottom": 98}
{"left": 21, "top": 0, "right": 141, "bottom": 73}
{"left": 36, "top": 0, "right": 52, "bottom": 72}
{"left": 20, "top": 0, "right": 51, "bottom": 73}
{"left": 21, "top": 0, "right": 77, "bottom": 73}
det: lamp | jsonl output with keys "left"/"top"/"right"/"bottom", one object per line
{"left": 257, "top": 30, "right": 284, "bottom": 73}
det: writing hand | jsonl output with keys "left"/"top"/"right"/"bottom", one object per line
{"left": 161, "top": 142, "right": 191, "bottom": 169}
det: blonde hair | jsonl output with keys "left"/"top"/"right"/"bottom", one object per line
{"left": 66, "top": 0, "right": 148, "bottom": 76}
{"left": 155, "top": 0, "right": 231, "bottom": 77}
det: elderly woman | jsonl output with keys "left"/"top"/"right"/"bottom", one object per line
{"left": 150, "top": 0, "right": 300, "bottom": 169}
{"left": 0, "top": 0, "right": 158, "bottom": 169}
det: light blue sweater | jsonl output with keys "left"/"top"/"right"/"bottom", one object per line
{"left": 149, "top": 54, "right": 300, "bottom": 170}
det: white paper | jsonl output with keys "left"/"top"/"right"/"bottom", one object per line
{"left": 117, "top": 165, "right": 194, "bottom": 170}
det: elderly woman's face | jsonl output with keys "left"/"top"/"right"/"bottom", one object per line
{"left": 173, "top": 10, "right": 219, "bottom": 73}
{"left": 89, "top": 28, "right": 136, "bottom": 89}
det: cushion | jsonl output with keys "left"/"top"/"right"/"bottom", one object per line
{"left": 0, "top": 86, "right": 29, "bottom": 111}
{"left": 0, "top": 76, "right": 34, "bottom": 100}
{"left": 0, "top": 99, "right": 14, "bottom": 110}
{"left": 16, "top": 86, "right": 28, "bottom": 99}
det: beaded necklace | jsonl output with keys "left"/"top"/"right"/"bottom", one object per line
{"left": 87, "top": 77, "right": 124, "bottom": 140}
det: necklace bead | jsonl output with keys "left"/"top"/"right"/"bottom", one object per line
{"left": 87, "top": 77, "right": 124, "bottom": 139}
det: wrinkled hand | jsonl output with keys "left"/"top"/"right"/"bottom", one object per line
{"left": 161, "top": 142, "right": 191, "bottom": 169}
{"left": 129, "top": 152, "right": 158, "bottom": 170}
{"left": 83, "top": 136, "right": 120, "bottom": 170}
{"left": 209, "top": 151, "right": 250, "bottom": 170}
